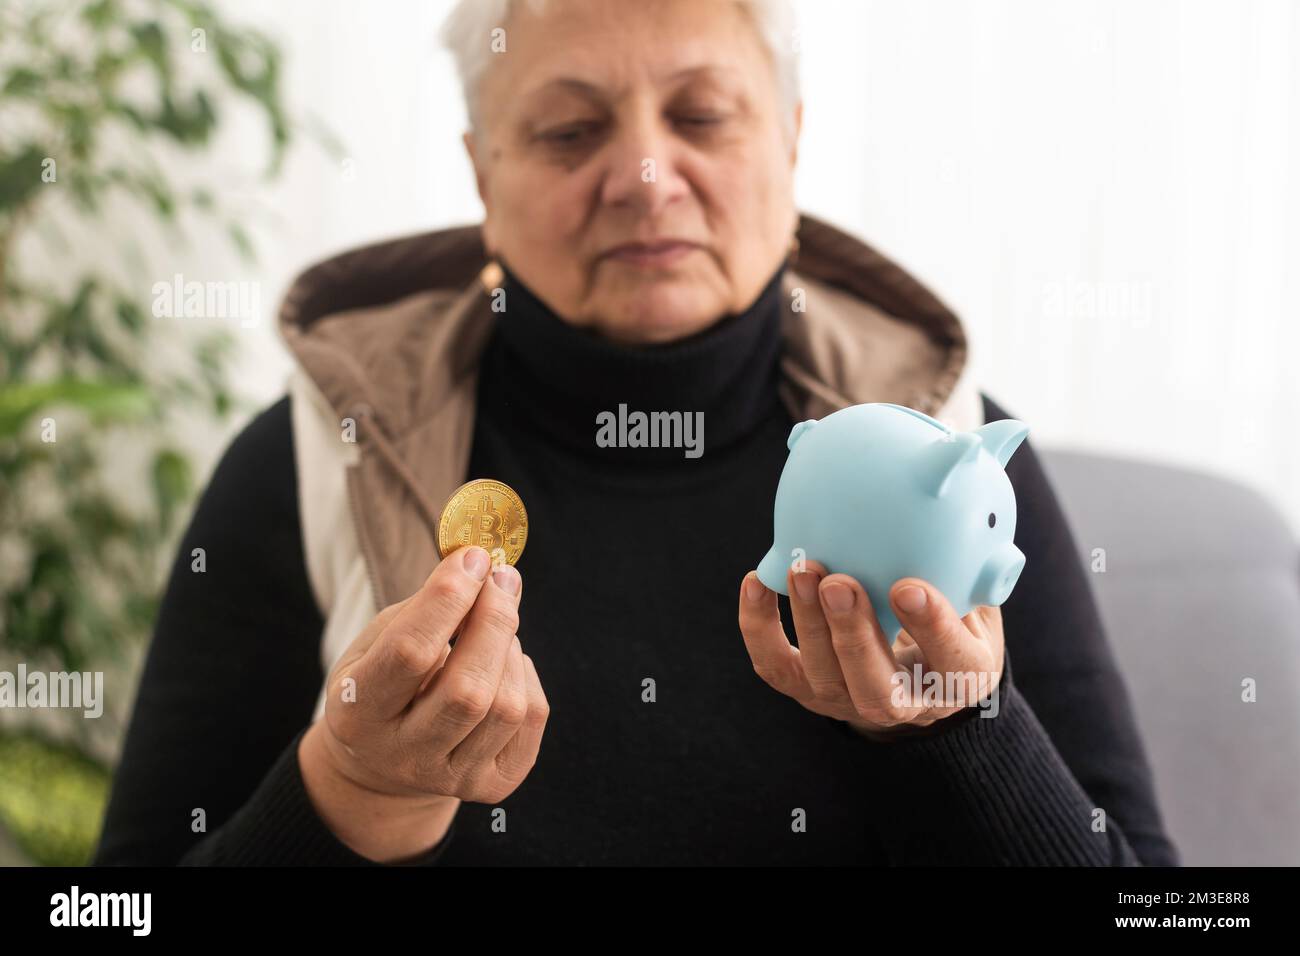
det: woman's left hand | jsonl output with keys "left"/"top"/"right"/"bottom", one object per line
{"left": 738, "top": 560, "right": 1005, "bottom": 738}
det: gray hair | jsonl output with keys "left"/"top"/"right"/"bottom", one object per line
{"left": 438, "top": 0, "right": 801, "bottom": 146}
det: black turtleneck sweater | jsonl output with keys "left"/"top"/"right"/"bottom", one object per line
{"left": 93, "top": 262, "right": 1179, "bottom": 867}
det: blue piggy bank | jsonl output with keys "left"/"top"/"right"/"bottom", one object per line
{"left": 756, "top": 402, "right": 1030, "bottom": 645}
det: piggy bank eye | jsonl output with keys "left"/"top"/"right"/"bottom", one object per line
{"left": 987, "top": 512, "right": 997, "bottom": 528}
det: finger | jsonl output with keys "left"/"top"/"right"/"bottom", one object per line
{"left": 414, "top": 561, "right": 523, "bottom": 745}
{"left": 350, "top": 545, "right": 493, "bottom": 721}
{"left": 333, "top": 594, "right": 414, "bottom": 673}
{"left": 787, "top": 561, "right": 850, "bottom": 699}
{"left": 416, "top": 641, "right": 454, "bottom": 697}
{"left": 448, "top": 633, "right": 529, "bottom": 778}
{"left": 964, "top": 603, "right": 1001, "bottom": 644}
{"left": 449, "top": 562, "right": 524, "bottom": 647}
{"left": 964, "top": 605, "right": 1006, "bottom": 696}
{"left": 738, "top": 571, "right": 812, "bottom": 698}
{"left": 495, "top": 650, "right": 550, "bottom": 780}
{"left": 889, "top": 578, "right": 988, "bottom": 706}
{"left": 816, "top": 573, "right": 918, "bottom": 719}
{"left": 324, "top": 600, "right": 415, "bottom": 715}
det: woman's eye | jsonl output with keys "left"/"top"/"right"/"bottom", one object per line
{"left": 675, "top": 114, "right": 722, "bottom": 128}
{"left": 988, "top": 512, "right": 997, "bottom": 528}
{"left": 540, "top": 123, "right": 598, "bottom": 145}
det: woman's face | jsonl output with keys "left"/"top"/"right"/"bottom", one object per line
{"left": 466, "top": 0, "right": 802, "bottom": 345}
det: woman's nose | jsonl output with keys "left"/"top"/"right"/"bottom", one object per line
{"left": 598, "top": 109, "right": 690, "bottom": 214}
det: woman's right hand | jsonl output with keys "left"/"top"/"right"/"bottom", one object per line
{"left": 298, "top": 545, "right": 549, "bottom": 863}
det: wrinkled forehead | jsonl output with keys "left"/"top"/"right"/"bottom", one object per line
{"left": 480, "top": 0, "right": 774, "bottom": 118}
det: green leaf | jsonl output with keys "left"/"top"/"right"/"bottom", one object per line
{"left": 0, "top": 145, "right": 51, "bottom": 216}
{"left": 151, "top": 448, "right": 191, "bottom": 534}
{"left": 2, "top": 68, "right": 43, "bottom": 98}
{"left": 0, "top": 731, "right": 111, "bottom": 867}
{"left": 129, "top": 21, "right": 170, "bottom": 81}
{"left": 0, "top": 380, "right": 154, "bottom": 439}
{"left": 82, "top": 0, "right": 121, "bottom": 32}
{"left": 226, "top": 220, "right": 255, "bottom": 261}
{"left": 114, "top": 296, "right": 147, "bottom": 336}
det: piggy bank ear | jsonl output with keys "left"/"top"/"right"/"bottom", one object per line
{"left": 974, "top": 419, "right": 1030, "bottom": 469}
{"left": 786, "top": 418, "right": 818, "bottom": 451}
{"left": 916, "top": 432, "right": 982, "bottom": 498}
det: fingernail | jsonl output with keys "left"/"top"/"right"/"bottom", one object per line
{"left": 744, "top": 575, "right": 764, "bottom": 602}
{"left": 463, "top": 546, "right": 490, "bottom": 580}
{"left": 493, "top": 564, "right": 521, "bottom": 595}
{"left": 793, "top": 571, "right": 818, "bottom": 602}
{"left": 896, "top": 585, "right": 927, "bottom": 613}
{"left": 822, "top": 582, "right": 854, "bottom": 613}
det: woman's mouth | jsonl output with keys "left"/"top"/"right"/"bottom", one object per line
{"left": 602, "top": 240, "right": 700, "bottom": 268}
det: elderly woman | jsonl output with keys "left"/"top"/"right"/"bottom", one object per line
{"left": 94, "top": 0, "right": 1177, "bottom": 866}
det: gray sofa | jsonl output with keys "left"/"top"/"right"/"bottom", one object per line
{"left": 1040, "top": 448, "right": 1300, "bottom": 866}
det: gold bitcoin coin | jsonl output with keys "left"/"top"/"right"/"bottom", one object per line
{"left": 436, "top": 478, "right": 529, "bottom": 567}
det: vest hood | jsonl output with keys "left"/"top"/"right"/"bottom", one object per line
{"left": 279, "top": 213, "right": 972, "bottom": 432}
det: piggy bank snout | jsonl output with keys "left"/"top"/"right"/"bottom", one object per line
{"left": 972, "top": 545, "right": 1026, "bottom": 608}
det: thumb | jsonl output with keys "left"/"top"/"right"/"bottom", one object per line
{"left": 889, "top": 578, "right": 970, "bottom": 678}
{"left": 345, "top": 546, "right": 491, "bottom": 720}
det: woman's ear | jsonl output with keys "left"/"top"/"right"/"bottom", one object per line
{"left": 789, "top": 99, "right": 803, "bottom": 166}
{"left": 463, "top": 129, "right": 490, "bottom": 207}
{"left": 463, "top": 129, "right": 497, "bottom": 255}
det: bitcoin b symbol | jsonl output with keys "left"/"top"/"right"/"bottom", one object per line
{"left": 466, "top": 495, "right": 505, "bottom": 553}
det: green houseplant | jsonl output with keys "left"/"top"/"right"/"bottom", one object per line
{"left": 0, "top": 0, "right": 296, "bottom": 865}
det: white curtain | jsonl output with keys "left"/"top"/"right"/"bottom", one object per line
{"left": 225, "top": 0, "right": 1300, "bottom": 531}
